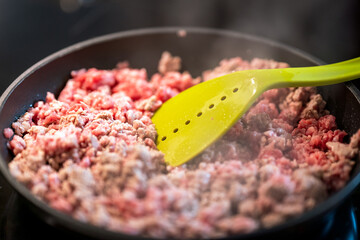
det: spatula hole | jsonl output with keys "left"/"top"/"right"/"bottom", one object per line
{"left": 209, "top": 104, "right": 214, "bottom": 109}
{"left": 233, "top": 88, "right": 238, "bottom": 93}
{"left": 173, "top": 128, "right": 178, "bottom": 133}
{"left": 197, "top": 112, "right": 202, "bottom": 117}
{"left": 185, "top": 120, "right": 190, "bottom": 125}
{"left": 221, "top": 96, "right": 226, "bottom": 101}
{"left": 161, "top": 136, "right": 167, "bottom": 141}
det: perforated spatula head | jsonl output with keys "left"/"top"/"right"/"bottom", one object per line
{"left": 151, "top": 57, "right": 360, "bottom": 167}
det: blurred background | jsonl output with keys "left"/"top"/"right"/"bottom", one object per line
{"left": 0, "top": 0, "right": 359, "bottom": 92}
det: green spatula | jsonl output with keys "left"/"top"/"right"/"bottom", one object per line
{"left": 151, "top": 57, "right": 360, "bottom": 167}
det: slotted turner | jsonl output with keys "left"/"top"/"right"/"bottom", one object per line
{"left": 151, "top": 57, "right": 360, "bottom": 167}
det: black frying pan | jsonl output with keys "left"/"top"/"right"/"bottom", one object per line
{"left": 0, "top": 27, "right": 360, "bottom": 240}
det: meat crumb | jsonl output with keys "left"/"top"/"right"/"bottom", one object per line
{"left": 3, "top": 127, "right": 14, "bottom": 139}
{"left": 158, "top": 51, "right": 181, "bottom": 74}
{"left": 177, "top": 29, "right": 187, "bottom": 37}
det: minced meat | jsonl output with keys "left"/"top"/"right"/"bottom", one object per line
{"left": 4, "top": 52, "right": 360, "bottom": 239}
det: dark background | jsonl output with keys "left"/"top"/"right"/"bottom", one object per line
{"left": 0, "top": 0, "right": 360, "bottom": 220}
{"left": 0, "top": 0, "right": 359, "bottom": 94}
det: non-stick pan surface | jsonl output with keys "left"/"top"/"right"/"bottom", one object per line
{"left": 0, "top": 27, "right": 360, "bottom": 240}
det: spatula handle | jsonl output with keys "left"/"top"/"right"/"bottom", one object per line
{"left": 274, "top": 57, "right": 360, "bottom": 88}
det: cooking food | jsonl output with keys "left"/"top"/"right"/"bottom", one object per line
{"left": 152, "top": 56, "right": 360, "bottom": 167}
{"left": 4, "top": 52, "right": 360, "bottom": 239}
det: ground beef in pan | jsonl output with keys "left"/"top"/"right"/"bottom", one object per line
{"left": 4, "top": 52, "right": 360, "bottom": 239}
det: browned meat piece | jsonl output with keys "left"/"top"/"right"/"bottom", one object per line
{"left": 158, "top": 51, "right": 181, "bottom": 74}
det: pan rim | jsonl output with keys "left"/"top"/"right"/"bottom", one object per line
{"left": 0, "top": 26, "right": 359, "bottom": 239}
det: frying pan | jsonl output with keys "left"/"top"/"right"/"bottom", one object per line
{"left": 0, "top": 27, "right": 360, "bottom": 240}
